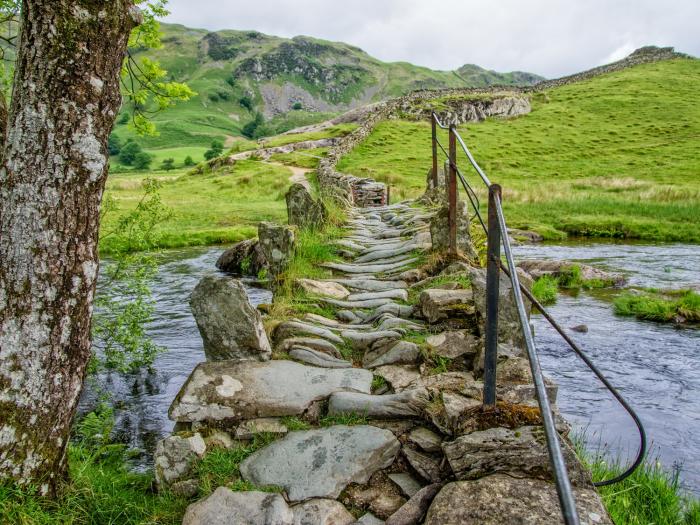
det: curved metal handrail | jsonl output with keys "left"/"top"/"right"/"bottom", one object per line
{"left": 429, "top": 111, "right": 647, "bottom": 490}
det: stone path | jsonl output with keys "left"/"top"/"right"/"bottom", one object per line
{"left": 163, "top": 202, "right": 612, "bottom": 524}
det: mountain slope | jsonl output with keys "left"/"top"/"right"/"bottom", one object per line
{"left": 118, "top": 23, "right": 543, "bottom": 153}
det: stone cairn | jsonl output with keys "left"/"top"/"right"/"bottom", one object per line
{"left": 155, "top": 171, "right": 612, "bottom": 524}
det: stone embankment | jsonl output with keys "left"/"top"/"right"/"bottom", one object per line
{"left": 157, "top": 186, "right": 612, "bottom": 523}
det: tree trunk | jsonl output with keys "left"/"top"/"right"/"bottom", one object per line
{"left": 0, "top": 0, "right": 139, "bottom": 495}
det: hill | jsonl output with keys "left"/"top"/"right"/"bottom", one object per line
{"left": 112, "top": 23, "right": 542, "bottom": 163}
{"left": 337, "top": 56, "right": 700, "bottom": 242}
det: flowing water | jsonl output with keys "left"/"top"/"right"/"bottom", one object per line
{"left": 82, "top": 247, "right": 272, "bottom": 468}
{"left": 513, "top": 241, "right": 700, "bottom": 494}
{"left": 88, "top": 242, "right": 700, "bottom": 493}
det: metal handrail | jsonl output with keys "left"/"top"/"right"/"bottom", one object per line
{"left": 429, "top": 111, "right": 647, "bottom": 522}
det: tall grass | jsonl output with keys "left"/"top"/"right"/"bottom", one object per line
{"left": 575, "top": 443, "right": 700, "bottom": 525}
{"left": 614, "top": 289, "right": 700, "bottom": 322}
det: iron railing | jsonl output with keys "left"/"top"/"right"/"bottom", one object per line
{"left": 430, "top": 112, "right": 647, "bottom": 525}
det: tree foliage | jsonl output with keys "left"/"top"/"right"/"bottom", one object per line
{"left": 0, "top": 0, "right": 196, "bottom": 135}
{"left": 204, "top": 139, "right": 224, "bottom": 160}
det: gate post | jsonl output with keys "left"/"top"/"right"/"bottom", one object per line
{"left": 483, "top": 184, "right": 502, "bottom": 407}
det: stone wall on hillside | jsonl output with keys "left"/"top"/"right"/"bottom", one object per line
{"left": 316, "top": 45, "right": 690, "bottom": 204}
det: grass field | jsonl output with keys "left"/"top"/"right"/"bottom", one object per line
{"left": 337, "top": 58, "right": 700, "bottom": 242}
{"left": 101, "top": 160, "right": 292, "bottom": 254}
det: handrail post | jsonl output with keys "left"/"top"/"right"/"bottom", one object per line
{"left": 483, "top": 184, "right": 502, "bottom": 407}
{"left": 448, "top": 125, "right": 457, "bottom": 255}
{"left": 431, "top": 114, "right": 438, "bottom": 188}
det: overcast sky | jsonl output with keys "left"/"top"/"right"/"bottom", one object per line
{"left": 164, "top": 0, "right": 698, "bottom": 78}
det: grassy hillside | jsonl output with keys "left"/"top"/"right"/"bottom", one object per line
{"left": 111, "top": 23, "right": 542, "bottom": 163}
{"left": 337, "top": 58, "right": 700, "bottom": 242}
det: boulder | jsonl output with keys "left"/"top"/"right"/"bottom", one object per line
{"left": 363, "top": 341, "right": 421, "bottom": 369}
{"left": 467, "top": 267, "right": 532, "bottom": 350}
{"left": 426, "top": 331, "right": 479, "bottom": 359}
{"left": 388, "top": 473, "right": 423, "bottom": 498}
{"left": 385, "top": 483, "right": 443, "bottom": 525}
{"left": 373, "top": 365, "right": 421, "bottom": 392}
{"left": 182, "top": 487, "right": 293, "bottom": 525}
{"left": 169, "top": 360, "right": 372, "bottom": 423}
{"left": 292, "top": 499, "right": 355, "bottom": 525}
{"left": 402, "top": 447, "right": 443, "bottom": 484}
{"left": 190, "top": 275, "right": 272, "bottom": 362}
{"left": 407, "top": 427, "right": 442, "bottom": 454}
{"left": 216, "top": 239, "right": 267, "bottom": 276}
{"left": 424, "top": 475, "right": 612, "bottom": 525}
{"left": 419, "top": 289, "right": 475, "bottom": 324}
{"left": 429, "top": 201, "right": 477, "bottom": 258}
{"left": 240, "top": 425, "right": 400, "bottom": 501}
{"left": 258, "top": 221, "right": 295, "bottom": 278}
{"left": 297, "top": 278, "right": 350, "bottom": 299}
{"left": 442, "top": 426, "right": 591, "bottom": 485}
{"left": 286, "top": 183, "right": 326, "bottom": 230}
{"left": 154, "top": 433, "right": 206, "bottom": 490}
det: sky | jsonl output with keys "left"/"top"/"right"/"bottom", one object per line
{"left": 164, "top": 0, "right": 699, "bottom": 79}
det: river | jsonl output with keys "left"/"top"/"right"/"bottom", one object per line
{"left": 87, "top": 242, "right": 699, "bottom": 493}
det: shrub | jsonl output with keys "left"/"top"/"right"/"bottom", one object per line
{"left": 239, "top": 95, "right": 254, "bottom": 111}
{"left": 183, "top": 155, "right": 195, "bottom": 166}
{"left": 161, "top": 158, "right": 175, "bottom": 171}
{"left": 204, "top": 140, "right": 225, "bottom": 161}
{"left": 107, "top": 134, "right": 121, "bottom": 156}
{"left": 208, "top": 92, "right": 220, "bottom": 102}
{"left": 292, "top": 102, "right": 303, "bottom": 110}
{"left": 133, "top": 151, "right": 152, "bottom": 170}
{"left": 119, "top": 140, "right": 142, "bottom": 166}
{"left": 241, "top": 113, "right": 264, "bottom": 139}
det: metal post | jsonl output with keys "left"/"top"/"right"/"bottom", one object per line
{"left": 483, "top": 184, "right": 502, "bottom": 407}
{"left": 386, "top": 185, "right": 390, "bottom": 206}
{"left": 431, "top": 114, "right": 438, "bottom": 188}
{"left": 448, "top": 126, "right": 457, "bottom": 255}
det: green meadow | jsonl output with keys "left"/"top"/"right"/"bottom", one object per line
{"left": 337, "top": 58, "right": 700, "bottom": 242}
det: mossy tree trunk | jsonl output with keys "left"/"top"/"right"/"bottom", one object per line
{"left": 0, "top": 0, "right": 139, "bottom": 495}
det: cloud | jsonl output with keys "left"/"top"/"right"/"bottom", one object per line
{"left": 163, "top": 0, "right": 699, "bottom": 78}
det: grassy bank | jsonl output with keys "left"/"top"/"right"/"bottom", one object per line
{"left": 614, "top": 289, "right": 700, "bottom": 323}
{"left": 337, "top": 58, "right": 700, "bottom": 242}
{"left": 576, "top": 445, "right": 700, "bottom": 525}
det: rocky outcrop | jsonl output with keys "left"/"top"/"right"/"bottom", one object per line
{"left": 258, "top": 221, "right": 295, "bottom": 279}
{"left": 190, "top": 276, "right": 272, "bottom": 362}
{"left": 286, "top": 183, "right": 327, "bottom": 230}
{"left": 240, "top": 425, "right": 400, "bottom": 501}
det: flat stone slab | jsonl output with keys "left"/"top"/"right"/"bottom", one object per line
{"left": 341, "top": 330, "right": 402, "bottom": 351}
{"left": 273, "top": 320, "right": 344, "bottom": 345}
{"left": 388, "top": 473, "right": 423, "bottom": 498}
{"left": 424, "top": 475, "right": 612, "bottom": 525}
{"left": 323, "top": 259, "right": 418, "bottom": 275}
{"left": 347, "top": 289, "right": 409, "bottom": 302}
{"left": 426, "top": 331, "right": 479, "bottom": 359}
{"left": 290, "top": 346, "right": 353, "bottom": 368}
{"left": 332, "top": 279, "right": 408, "bottom": 291}
{"left": 278, "top": 337, "right": 343, "bottom": 359}
{"left": 240, "top": 425, "right": 400, "bottom": 501}
{"left": 298, "top": 278, "right": 350, "bottom": 299}
{"left": 328, "top": 388, "right": 429, "bottom": 419}
{"left": 373, "top": 365, "right": 421, "bottom": 392}
{"left": 169, "top": 360, "right": 372, "bottom": 423}
{"left": 363, "top": 341, "right": 421, "bottom": 369}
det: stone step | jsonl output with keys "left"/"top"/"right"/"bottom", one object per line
{"left": 169, "top": 360, "right": 372, "bottom": 424}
